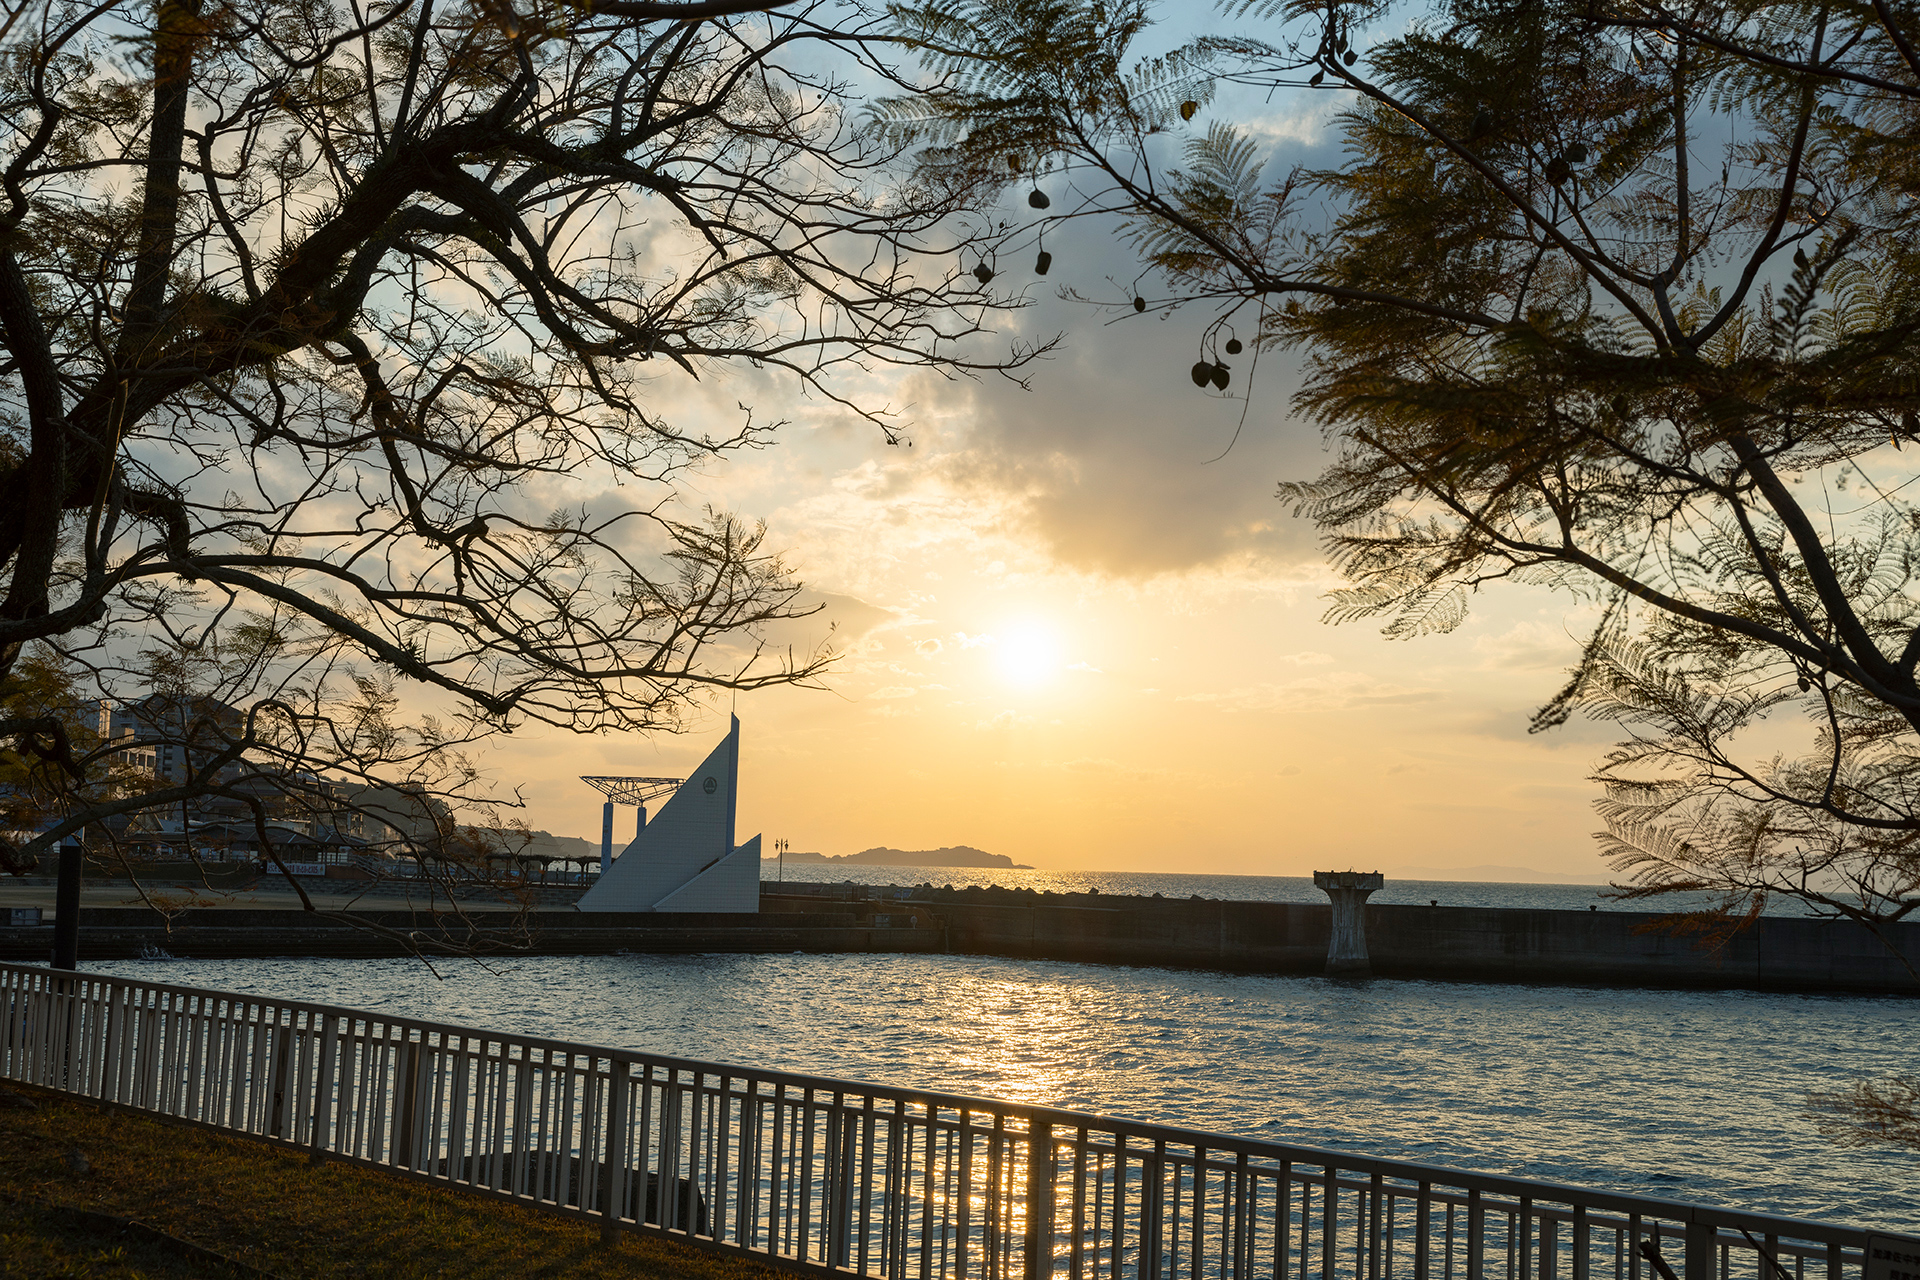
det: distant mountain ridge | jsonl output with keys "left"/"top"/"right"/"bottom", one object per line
{"left": 767, "top": 845, "right": 1032, "bottom": 869}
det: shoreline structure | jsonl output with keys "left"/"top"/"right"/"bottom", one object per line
{"left": 2, "top": 877, "right": 1915, "bottom": 994}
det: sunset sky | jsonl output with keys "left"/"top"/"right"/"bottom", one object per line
{"left": 484, "top": 78, "right": 1626, "bottom": 882}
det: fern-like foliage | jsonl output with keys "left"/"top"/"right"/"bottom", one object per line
{"left": 870, "top": 0, "right": 1223, "bottom": 193}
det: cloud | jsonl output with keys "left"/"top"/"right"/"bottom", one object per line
{"left": 1058, "top": 756, "right": 1136, "bottom": 773}
{"left": 1043, "top": 756, "right": 1177, "bottom": 785}
{"left": 1509, "top": 783, "right": 1596, "bottom": 802}
{"left": 748, "top": 590, "right": 908, "bottom": 658}
{"left": 869, "top": 686, "right": 918, "bottom": 699}
{"left": 1471, "top": 620, "right": 1586, "bottom": 671}
{"left": 866, "top": 215, "right": 1342, "bottom": 583}
{"left": 1454, "top": 705, "right": 1623, "bottom": 747}
{"left": 1178, "top": 671, "right": 1443, "bottom": 713}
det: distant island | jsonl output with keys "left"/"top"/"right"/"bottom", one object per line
{"left": 766, "top": 845, "right": 1032, "bottom": 870}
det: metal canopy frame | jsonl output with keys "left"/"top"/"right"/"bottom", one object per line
{"left": 579, "top": 776, "right": 682, "bottom": 806}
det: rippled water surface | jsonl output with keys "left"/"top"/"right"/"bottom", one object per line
{"left": 91, "top": 951, "right": 1919, "bottom": 1232}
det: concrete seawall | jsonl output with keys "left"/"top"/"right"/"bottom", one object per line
{"left": 764, "top": 883, "right": 1920, "bottom": 994}
{"left": 4, "top": 880, "right": 1914, "bottom": 993}
{"left": 0, "top": 906, "right": 940, "bottom": 962}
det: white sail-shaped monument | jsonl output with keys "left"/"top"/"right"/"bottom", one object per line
{"left": 574, "top": 717, "right": 760, "bottom": 912}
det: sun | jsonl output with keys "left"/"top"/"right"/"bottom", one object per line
{"left": 995, "top": 623, "right": 1063, "bottom": 687}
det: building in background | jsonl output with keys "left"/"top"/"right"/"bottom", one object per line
{"left": 97, "top": 693, "right": 408, "bottom": 867}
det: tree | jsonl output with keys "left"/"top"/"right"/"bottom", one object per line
{"left": 0, "top": 645, "right": 109, "bottom": 840}
{"left": 883, "top": 0, "right": 1920, "bottom": 1153}
{"left": 0, "top": 0, "right": 1043, "bottom": 906}
{"left": 877, "top": 0, "right": 1920, "bottom": 944}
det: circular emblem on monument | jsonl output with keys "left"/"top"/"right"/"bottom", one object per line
{"left": 702, "top": 776, "right": 718, "bottom": 795}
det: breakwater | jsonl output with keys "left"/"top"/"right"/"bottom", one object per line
{"left": 768, "top": 882, "right": 1920, "bottom": 993}
{"left": 5, "top": 879, "right": 1915, "bottom": 992}
{"left": 0, "top": 905, "right": 937, "bottom": 962}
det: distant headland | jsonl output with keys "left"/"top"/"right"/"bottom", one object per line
{"left": 766, "top": 845, "right": 1033, "bottom": 870}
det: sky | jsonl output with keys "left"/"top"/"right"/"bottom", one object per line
{"left": 457, "top": 40, "right": 1637, "bottom": 882}
{"left": 481, "top": 214, "right": 1625, "bottom": 882}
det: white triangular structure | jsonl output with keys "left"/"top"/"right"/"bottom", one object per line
{"left": 575, "top": 717, "right": 760, "bottom": 912}
{"left": 654, "top": 834, "right": 761, "bottom": 912}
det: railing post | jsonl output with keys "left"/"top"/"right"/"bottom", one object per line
{"left": 1467, "top": 1189, "right": 1484, "bottom": 1280}
{"left": 826, "top": 1095, "right": 854, "bottom": 1267}
{"left": 268, "top": 1014, "right": 294, "bottom": 1139}
{"left": 52, "top": 971, "right": 80, "bottom": 1091}
{"left": 1278, "top": 1160, "right": 1294, "bottom": 1280}
{"left": 1370, "top": 1172, "right": 1385, "bottom": 1280}
{"left": 602, "top": 1060, "right": 630, "bottom": 1244}
{"left": 744, "top": 1090, "right": 766, "bottom": 1249}
{"left": 1143, "top": 1140, "right": 1165, "bottom": 1280}
{"left": 957, "top": 1113, "right": 975, "bottom": 1280}
{"left": 1026, "top": 1119, "right": 1054, "bottom": 1280}
{"left": 1685, "top": 1220, "right": 1717, "bottom": 1280}
{"left": 1321, "top": 1165, "right": 1338, "bottom": 1280}
{"left": 100, "top": 982, "right": 125, "bottom": 1103}
{"left": 393, "top": 1037, "right": 420, "bottom": 1170}
{"left": 1520, "top": 1198, "right": 1534, "bottom": 1280}
{"left": 309, "top": 1013, "right": 337, "bottom": 1165}
{"left": 1416, "top": 1183, "right": 1432, "bottom": 1280}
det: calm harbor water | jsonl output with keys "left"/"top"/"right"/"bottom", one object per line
{"left": 91, "top": 947, "right": 1920, "bottom": 1233}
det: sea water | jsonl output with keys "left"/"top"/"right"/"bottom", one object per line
{"left": 89, "top": 946, "right": 1920, "bottom": 1232}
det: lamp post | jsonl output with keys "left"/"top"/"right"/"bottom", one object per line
{"left": 51, "top": 837, "right": 82, "bottom": 970}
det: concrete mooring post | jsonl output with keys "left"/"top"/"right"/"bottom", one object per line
{"left": 1313, "top": 870, "right": 1383, "bottom": 977}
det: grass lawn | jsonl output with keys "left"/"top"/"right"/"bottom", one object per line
{"left": 1, "top": 1084, "right": 801, "bottom": 1280}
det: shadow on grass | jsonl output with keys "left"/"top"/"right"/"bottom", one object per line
{"left": 0, "top": 1085, "right": 798, "bottom": 1280}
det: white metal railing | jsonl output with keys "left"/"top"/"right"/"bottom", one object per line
{"left": 0, "top": 961, "right": 1875, "bottom": 1280}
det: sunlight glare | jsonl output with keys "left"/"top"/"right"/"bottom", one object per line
{"left": 995, "top": 623, "right": 1063, "bottom": 687}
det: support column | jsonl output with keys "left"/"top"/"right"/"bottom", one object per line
{"left": 600, "top": 800, "right": 615, "bottom": 876}
{"left": 1314, "top": 870, "right": 1383, "bottom": 978}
